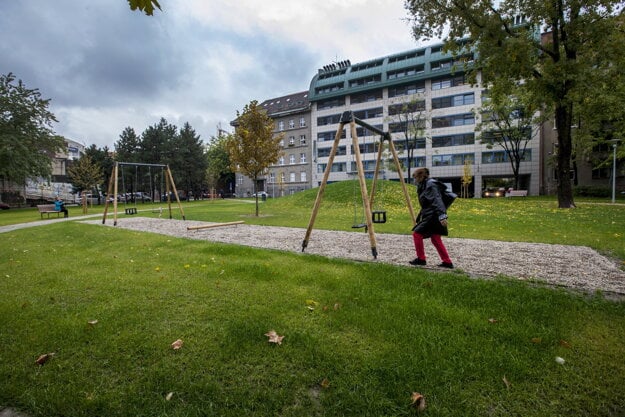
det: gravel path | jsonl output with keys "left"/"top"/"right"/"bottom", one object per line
{"left": 84, "top": 217, "right": 625, "bottom": 297}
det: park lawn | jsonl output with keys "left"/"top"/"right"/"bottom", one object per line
{"left": 1, "top": 186, "right": 625, "bottom": 416}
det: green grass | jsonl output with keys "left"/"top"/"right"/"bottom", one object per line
{"left": 1, "top": 182, "right": 624, "bottom": 416}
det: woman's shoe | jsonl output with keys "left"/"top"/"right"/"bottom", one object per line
{"left": 437, "top": 262, "right": 454, "bottom": 269}
{"left": 409, "top": 258, "right": 427, "bottom": 266}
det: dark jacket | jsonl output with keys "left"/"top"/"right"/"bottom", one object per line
{"left": 412, "top": 178, "right": 448, "bottom": 238}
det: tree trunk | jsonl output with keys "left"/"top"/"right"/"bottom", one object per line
{"left": 555, "top": 104, "right": 576, "bottom": 208}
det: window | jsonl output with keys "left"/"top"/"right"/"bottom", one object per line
{"left": 431, "top": 75, "right": 466, "bottom": 90}
{"left": 317, "top": 114, "right": 342, "bottom": 126}
{"left": 279, "top": 139, "right": 285, "bottom": 147}
{"left": 299, "top": 117, "right": 306, "bottom": 127}
{"left": 317, "top": 146, "right": 347, "bottom": 158}
{"left": 482, "top": 150, "right": 532, "bottom": 164}
{"left": 356, "top": 124, "right": 383, "bottom": 137}
{"left": 279, "top": 156, "right": 284, "bottom": 166}
{"left": 348, "top": 74, "right": 382, "bottom": 88}
{"left": 300, "top": 135, "right": 306, "bottom": 145}
{"left": 388, "top": 82, "right": 425, "bottom": 97}
{"left": 388, "top": 101, "right": 425, "bottom": 116}
{"left": 280, "top": 172, "right": 285, "bottom": 183}
{"left": 317, "top": 97, "right": 345, "bottom": 109}
{"left": 432, "top": 133, "right": 475, "bottom": 147}
{"left": 300, "top": 153, "right": 306, "bottom": 163}
{"left": 353, "top": 107, "right": 383, "bottom": 120}
{"left": 387, "top": 65, "right": 424, "bottom": 79}
{"left": 315, "top": 83, "right": 344, "bottom": 95}
{"left": 278, "top": 121, "right": 284, "bottom": 131}
{"left": 288, "top": 119, "right": 295, "bottom": 129}
{"left": 289, "top": 154, "right": 295, "bottom": 164}
{"left": 290, "top": 173, "right": 296, "bottom": 183}
{"left": 268, "top": 172, "right": 275, "bottom": 183}
{"left": 431, "top": 113, "right": 475, "bottom": 128}
{"left": 432, "top": 153, "right": 474, "bottom": 166}
{"left": 432, "top": 93, "right": 474, "bottom": 109}
{"left": 289, "top": 136, "right": 295, "bottom": 146}
{"left": 300, "top": 171, "right": 307, "bottom": 182}
{"left": 351, "top": 90, "right": 383, "bottom": 104}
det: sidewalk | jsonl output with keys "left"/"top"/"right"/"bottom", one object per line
{"left": 0, "top": 213, "right": 103, "bottom": 234}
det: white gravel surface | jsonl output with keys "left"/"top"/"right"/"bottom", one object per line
{"left": 84, "top": 217, "right": 625, "bottom": 297}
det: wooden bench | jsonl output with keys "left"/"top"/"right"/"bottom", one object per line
{"left": 506, "top": 190, "right": 528, "bottom": 197}
{"left": 37, "top": 204, "right": 62, "bottom": 219}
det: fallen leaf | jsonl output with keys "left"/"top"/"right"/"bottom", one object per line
{"left": 333, "top": 303, "right": 341, "bottom": 310}
{"left": 171, "top": 339, "right": 183, "bottom": 350}
{"left": 320, "top": 378, "right": 330, "bottom": 389}
{"left": 165, "top": 392, "right": 174, "bottom": 401}
{"left": 35, "top": 352, "right": 55, "bottom": 365}
{"left": 488, "top": 318, "right": 498, "bottom": 324}
{"left": 305, "top": 300, "right": 319, "bottom": 308}
{"left": 410, "top": 392, "right": 426, "bottom": 411}
{"left": 555, "top": 356, "right": 565, "bottom": 365}
{"left": 531, "top": 337, "right": 542, "bottom": 344}
{"left": 264, "top": 330, "right": 285, "bottom": 345}
{"left": 88, "top": 320, "right": 98, "bottom": 326}
{"left": 502, "top": 375, "right": 511, "bottom": 389}
{"left": 559, "top": 339, "right": 571, "bottom": 349}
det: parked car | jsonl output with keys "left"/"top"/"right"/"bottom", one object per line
{"left": 76, "top": 193, "right": 107, "bottom": 205}
{"left": 0, "top": 202, "right": 10, "bottom": 210}
{"left": 482, "top": 187, "right": 506, "bottom": 198}
{"left": 161, "top": 192, "right": 186, "bottom": 201}
{"left": 131, "top": 192, "right": 152, "bottom": 202}
{"left": 252, "top": 191, "right": 269, "bottom": 198}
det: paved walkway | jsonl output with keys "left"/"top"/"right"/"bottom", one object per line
{"left": 0, "top": 213, "right": 103, "bottom": 233}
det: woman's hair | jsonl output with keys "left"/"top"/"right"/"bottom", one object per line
{"left": 413, "top": 167, "right": 430, "bottom": 179}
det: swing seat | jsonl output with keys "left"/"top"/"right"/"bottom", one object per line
{"left": 351, "top": 223, "right": 368, "bottom": 230}
{"left": 125, "top": 207, "right": 137, "bottom": 215}
{"left": 372, "top": 210, "right": 387, "bottom": 224}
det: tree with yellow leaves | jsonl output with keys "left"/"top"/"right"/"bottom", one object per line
{"left": 227, "top": 100, "right": 283, "bottom": 216}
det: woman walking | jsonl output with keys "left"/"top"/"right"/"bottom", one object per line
{"left": 409, "top": 167, "right": 453, "bottom": 268}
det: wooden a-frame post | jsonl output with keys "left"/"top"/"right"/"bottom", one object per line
{"left": 301, "top": 111, "right": 416, "bottom": 259}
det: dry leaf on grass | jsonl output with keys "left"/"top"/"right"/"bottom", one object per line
{"left": 35, "top": 352, "right": 55, "bottom": 365}
{"left": 410, "top": 392, "right": 426, "bottom": 411}
{"left": 503, "top": 375, "right": 511, "bottom": 389}
{"left": 171, "top": 339, "right": 183, "bottom": 350}
{"left": 320, "top": 378, "right": 330, "bottom": 389}
{"left": 264, "top": 330, "right": 284, "bottom": 345}
{"left": 87, "top": 320, "right": 98, "bottom": 326}
{"left": 165, "top": 392, "right": 174, "bottom": 401}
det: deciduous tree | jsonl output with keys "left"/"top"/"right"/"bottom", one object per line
{"left": 405, "top": 0, "right": 625, "bottom": 207}
{"left": 127, "top": 0, "right": 161, "bottom": 15}
{"left": 227, "top": 100, "right": 283, "bottom": 216}
{"left": 0, "top": 73, "right": 64, "bottom": 189}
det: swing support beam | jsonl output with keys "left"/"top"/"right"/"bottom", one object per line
{"left": 301, "top": 111, "right": 417, "bottom": 259}
{"left": 102, "top": 162, "right": 186, "bottom": 226}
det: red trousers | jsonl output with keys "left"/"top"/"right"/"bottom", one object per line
{"left": 412, "top": 232, "right": 452, "bottom": 264}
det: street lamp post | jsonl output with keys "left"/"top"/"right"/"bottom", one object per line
{"left": 608, "top": 139, "right": 620, "bottom": 204}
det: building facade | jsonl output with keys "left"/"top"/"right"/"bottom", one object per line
{"left": 308, "top": 45, "right": 541, "bottom": 196}
{"left": 234, "top": 91, "right": 312, "bottom": 198}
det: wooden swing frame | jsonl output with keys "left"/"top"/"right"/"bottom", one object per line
{"left": 102, "top": 162, "right": 186, "bottom": 226}
{"left": 302, "top": 111, "right": 416, "bottom": 259}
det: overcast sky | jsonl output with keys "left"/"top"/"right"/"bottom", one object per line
{"left": 1, "top": 0, "right": 423, "bottom": 149}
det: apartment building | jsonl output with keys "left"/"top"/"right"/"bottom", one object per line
{"left": 308, "top": 44, "right": 541, "bottom": 196}
{"left": 233, "top": 91, "right": 312, "bottom": 197}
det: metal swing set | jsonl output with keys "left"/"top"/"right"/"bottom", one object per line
{"left": 101, "top": 162, "right": 186, "bottom": 226}
{"left": 302, "top": 111, "right": 417, "bottom": 259}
